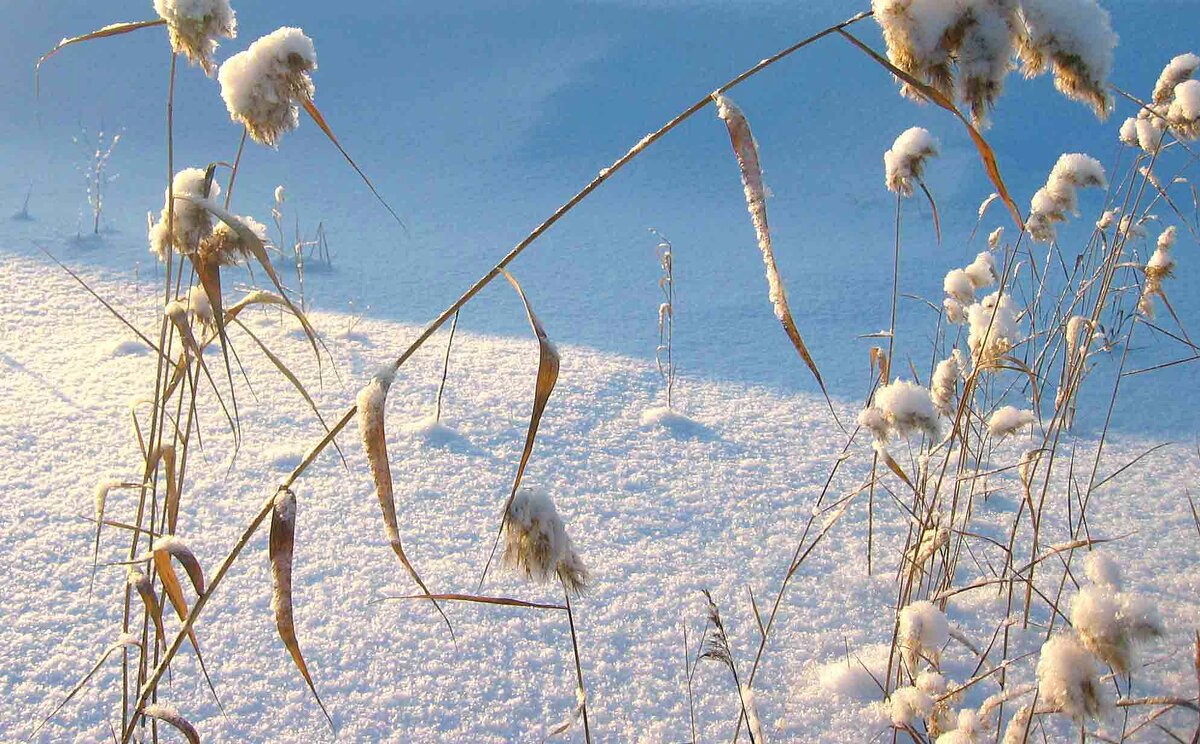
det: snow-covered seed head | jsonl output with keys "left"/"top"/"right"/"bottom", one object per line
{"left": 963, "top": 251, "right": 998, "bottom": 290}
{"left": 1154, "top": 53, "right": 1200, "bottom": 105}
{"left": 1035, "top": 634, "right": 1107, "bottom": 720}
{"left": 943, "top": 297, "right": 967, "bottom": 325}
{"left": 889, "top": 685, "right": 933, "bottom": 728}
{"left": 1015, "top": 0, "right": 1117, "bottom": 119}
{"left": 986, "top": 405, "right": 1034, "bottom": 439}
{"left": 154, "top": 0, "right": 237, "bottom": 75}
{"left": 1070, "top": 582, "right": 1162, "bottom": 674}
{"left": 871, "top": 0, "right": 1018, "bottom": 123}
{"left": 502, "top": 486, "right": 588, "bottom": 595}
{"left": 274, "top": 185, "right": 286, "bottom": 205}
{"left": 1167, "top": 79, "right": 1200, "bottom": 139}
{"left": 966, "top": 291, "right": 1019, "bottom": 364}
{"left": 937, "top": 709, "right": 987, "bottom": 743}
{"left": 1139, "top": 226, "right": 1177, "bottom": 317}
{"left": 884, "top": 127, "right": 939, "bottom": 196}
{"left": 1133, "top": 110, "right": 1168, "bottom": 153}
{"left": 872, "top": 379, "right": 940, "bottom": 440}
{"left": 1118, "top": 117, "right": 1139, "bottom": 147}
{"left": 987, "top": 226, "right": 1004, "bottom": 250}
{"left": 148, "top": 168, "right": 219, "bottom": 260}
{"left": 943, "top": 269, "right": 975, "bottom": 305}
{"left": 898, "top": 600, "right": 950, "bottom": 673}
{"left": 197, "top": 214, "right": 268, "bottom": 266}
{"left": 1027, "top": 153, "right": 1107, "bottom": 243}
{"left": 184, "top": 285, "right": 215, "bottom": 332}
{"left": 218, "top": 27, "right": 317, "bottom": 148}
{"left": 930, "top": 350, "right": 964, "bottom": 417}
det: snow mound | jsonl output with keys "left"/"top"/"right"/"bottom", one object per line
{"left": 638, "top": 406, "right": 714, "bottom": 439}
{"left": 399, "top": 415, "right": 482, "bottom": 454}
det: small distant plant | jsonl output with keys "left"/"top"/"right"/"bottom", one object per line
{"left": 12, "top": 185, "right": 33, "bottom": 221}
{"left": 271, "top": 185, "right": 333, "bottom": 313}
{"left": 73, "top": 125, "right": 121, "bottom": 235}
{"left": 651, "top": 229, "right": 676, "bottom": 409}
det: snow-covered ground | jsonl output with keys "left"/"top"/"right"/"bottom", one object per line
{"left": 2, "top": 247, "right": 1198, "bottom": 742}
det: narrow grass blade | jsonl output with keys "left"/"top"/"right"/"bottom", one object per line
{"left": 838, "top": 30, "right": 1025, "bottom": 232}
{"left": 479, "top": 268, "right": 561, "bottom": 588}
{"left": 129, "top": 568, "right": 167, "bottom": 649}
{"left": 269, "top": 490, "right": 334, "bottom": 729}
{"left": 356, "top": 370, "right": 453, "bottom": 637}
{"left": 713, "top": 94, "right": 837, "bottom": 421}
{"left": 35, "top": 19, "right": 166, "bottom": 97}
{"left": 29, "top": 636, "right": 139, "bottom": 738}
{"left": 374, "top": 593, "right": 568, "bottom": 611}
{"left": 142, "top": 705, "right": 200, "bottom": 744}
{"left": 232, "top": 318, "right": 346, "bottom": 467}
{"left": 918, "top": 181, "right": 942, "bottom": 245}
{"left": 300, "top": 96, "right": 407, "bottom": 232}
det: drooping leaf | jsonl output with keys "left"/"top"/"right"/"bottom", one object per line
{"left": 713, "top": 94, "right": 838, "bottom": 422}
{"left": 479, "top": 269, "right": 561, "bottom": 588}
{"left": 356, "top": 369, "right": 453, "bottom": 637}
{"left": 268, "top": 489, "right": 333, "bottom": 729}
{"left": 838, "top": 30, "right": 1025, "bottom": 232}
{"left": 36, "top": 19, "right": 167, "bottom": 97}
{"left": 300, "top": 96, "right": 407, "bottom": 232}
{"left": 142, "top": 704, "right": 200, "bottom": 744}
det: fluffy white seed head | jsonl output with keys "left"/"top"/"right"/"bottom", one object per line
{"left": 966, "top": 291, "right": 1019, "bottom": 364}
{"left": 987, "top": 405, "right": 1034, "bottom": 439}
{"left": 1016, "top": 0, "right": 1117, "bottom": 118}
{"left": 873, "top": 379, "right": 940, "bottom": 440}
{"left": 1070, "top": 584, "right": 1162, "bottom": 674}
{"left": 1154, "top": 53, "right": 1200, "bottom": 105}
{"left": 987, "top": 226, "right": 1004, "bottom": 250}
{"left": 148, "top": 168, "right": 219, "bottom": 260}
{"left": 1035, "top": 634, "right": 1107, "bottom": 720}
{"left": 219, "top": 27, "right": 318, "bottom": 147}
{"left": 871, "top": 0, "right": 1019, "bottom": 123}
{"left": 1027, "top": 154, "right": 1107, "bottom": 243}
{"left": 944, "top": 297, "right": 967, "bottom": 325}
{"left": 890, "top": 685, "right": 934, "bottom": 728}
{"left": 898, "top": 600, "right": 950, "bottom": 672}
{"left": 943, "top": 268, "right": 975, "bottom": 304}
{"left": 930, "top": 350, "right": 965, "bottom": 417}
{"left": 154, "top": 0, "right": 236, "bottom": 74}
{"left": 1168, "top": 79, "right": 1200, "bottom": 139}
{"left": 963, "top": 251, "right": 998, "bottom": 289}
{"left": 885, "top": 127, "right": 939, "bottom": 196}
{"left": 503, "top": 486, "right": 588, "bottom": 595}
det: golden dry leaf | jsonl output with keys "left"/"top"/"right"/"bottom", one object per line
{"left": 713, "top": 94, "right": 835, "bottom": 418}
{"left": 479, "top": 269, "right": 561, "bottom": 587}
{"left": 268, "top": 489, "right": 333, "bottom": 728}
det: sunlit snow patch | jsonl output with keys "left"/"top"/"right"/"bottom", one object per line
{"left": 639, "top": 406, "right": 714, "bottom": 440}
{"left": 399, "top": 414, "right": 482, "bottom": 454}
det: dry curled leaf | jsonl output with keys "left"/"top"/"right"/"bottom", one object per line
{"left": 356, "top": 369, "right": 453, "bottom": 636}
{"left": 143, "top": 704, "right": 200, "bottom": 744}
{"left": 713, "top": 94, "right": 837, "bottom": 421}
{"left": 269, "top": 489, "right": 333, "bottom": 728}
{"left": 480, "top": 269, "right": 561, "bottom": 587}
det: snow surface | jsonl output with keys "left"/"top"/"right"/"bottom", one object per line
{"left": 2, "top": 248, "right": 1199, "bottom": 741}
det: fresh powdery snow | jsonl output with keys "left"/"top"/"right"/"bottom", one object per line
{"left": 2, "top": 248, "right": 1199, "bottom": 742}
